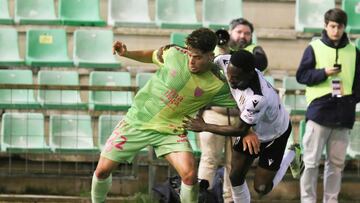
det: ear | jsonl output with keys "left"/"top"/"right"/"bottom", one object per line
{"left": 208, "top": 52, "right": 215, "bottom": 61}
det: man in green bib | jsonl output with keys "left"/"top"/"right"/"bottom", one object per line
{"left": 91, "top": 28, "right": 235, "bottom": 203}
{"left": 296, "top": 8, "right": 360, "bottom": 203}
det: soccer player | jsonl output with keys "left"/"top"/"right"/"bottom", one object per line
{"left": 91, "top": 28, "right": 236, "bottom": 203}
{"left": 183, "top": 50, "right": 301, "bottom": 203}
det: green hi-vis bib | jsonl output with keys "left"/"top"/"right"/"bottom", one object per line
{"left": 306, "top": 39, "right": 356, "bottom": 104}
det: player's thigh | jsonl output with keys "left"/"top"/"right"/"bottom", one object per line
{"left": 230, "top": 149, "right": 255, "bottom": 185}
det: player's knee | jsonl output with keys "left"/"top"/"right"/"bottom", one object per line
{"left": 254, "top": 182, "right": 272, "bottom": 195}
{"left": 181, "top": 169, "right": 197, "bottom": 185}
{"left": 95, "top": 168, "right": 112, "bottom": 179}
{"left": 229, "top": 171, "right": 245, "bottom": 186}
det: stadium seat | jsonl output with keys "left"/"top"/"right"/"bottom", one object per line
{"left": 49, "top": 114, "right": 98, "bottom": 153}
{"left": 26, "top": 29, "right": 73, "bottom": 67}
{"left": 0, "top": 0, "right": 13, "bottom": 24}
{"left": 98, "top": 114, "right": 123, "bottom": 150}
{"left": 0, "top": 28, "right": 24, "bottom": 66}
{"left": 170, "top": 32, "right": 188, "bottom": 47}
{"left": 59, "top": 0, "right": 106, "bottom": 26}
{"left": 155, "top": 0, "right": 201, "bottom": 29}
{"left": 347, "top": 121, "right": 360, "bottom": 159}
{"left": 37, "top": 70, "right": 86, "bottom": 109}
{"left": 1, "top": 113, "right": 50, "bottom": 153}
{"left": 187, "top": 131, "right": 201, "bottom": 157}
{"left": 282, "top": 76, "right": 307, "bottom": 115}
{"left": 89, "top": 71, "right": 133, "bottom": 110}
{"left": 202, "top": 0, "right": 243, "bottom": 30}
{"left": 295, "top": 0, "right": 335, "bottom": 33}
{"left": 342, "top": 0, "right": 360, "bottom": 34}
{"left": 356, "top": 38, "right": 360, "bottom": 49}
{"left": 0, "top": 69, "right": 40, "bottom": 109}
{"left": 14, "top": 0, "right": 60, "bottom": 25}
{"left": 73, "top": 29, "right": 121, "bottom": 68}
{"left": 135, "top": 72, "right": 154, "bottom": 89}
{"left": 108, "top": 0, "right": 155, "bottom": 28}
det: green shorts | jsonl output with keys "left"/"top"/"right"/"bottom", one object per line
{"left": 101, "top": 119, "right": 193, "bottom": 163}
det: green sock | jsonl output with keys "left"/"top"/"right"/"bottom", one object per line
{"left": 91, "top": 173, "right": 112, "bottom": 203}
{"left": 180, "top": 181, "right": 199, "bottom": 203}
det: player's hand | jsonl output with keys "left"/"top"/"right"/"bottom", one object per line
{"left": 182, "top": 115, "right": 206, "bottom": 132}
{"left": 112, "top": 41, "right": 127, "bottom": 56}
{"left": 242, "top": 132, "right": 260, "bottom": 155}
{"left": 325, "top": 67, "right": 341, "bottom": 76}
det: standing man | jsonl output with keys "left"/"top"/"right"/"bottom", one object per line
{"left": 198, "top": 17, "right": 268, "bottom": 203}
{"left": 91, "top": 28, "right": 236, "bottom": 203}
{"left": 185, "top": 50, "right": 301, "bottom": 203}
{"left": 296, "top": 8, "right": 360, "bottom": 203}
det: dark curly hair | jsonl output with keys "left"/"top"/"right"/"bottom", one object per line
{"left": 185, "top": 28, "right": 217, "bottom": 53}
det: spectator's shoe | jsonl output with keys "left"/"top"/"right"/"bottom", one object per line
{"left": 289, "top": 143, "right": 304, "bottom": 179}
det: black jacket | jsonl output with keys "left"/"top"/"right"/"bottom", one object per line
{"left": 296, "top": 30, "right": 360, "bottom": 129}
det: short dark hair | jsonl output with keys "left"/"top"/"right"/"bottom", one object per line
{"left": 230, "top": 50, "right": 255, "bottom": 73}
{"left": 229, "top": 18, "right": 254, "bottom": 33}
{"left": 185, "top": 28, "right": 217, "bottom": 53}
{"left": 324, "top": 8, "right": 347, "bottom": 26}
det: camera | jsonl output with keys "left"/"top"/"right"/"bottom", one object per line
{"left": 215, "top": 29, "right": 230, "bottom": 46}
{"left": 334, "top": 64, "right": 342, "bottom": 71}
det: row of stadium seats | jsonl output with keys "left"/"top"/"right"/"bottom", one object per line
{"left": 0, "top": 112, "right": 117, "bottom": 153}
{"left": 0, "top": 112, "right": 201, "bottom": 156}
{"left": 296, "top": 0, "right": 360, "bottom": 33}
{"left": 0, "top": 28, "right": 121, "bottom": 68}
{"left": 0, "top": 69, "right": 154, "bottom": 110}
{"left": 0, "top": 0, "right": 243, "bottom": 30}
{"left": 1, "top": 0, "right": 359, "bottom": 33}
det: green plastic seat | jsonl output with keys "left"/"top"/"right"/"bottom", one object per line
{"left": 0, "top": 70, "right": 40, "bottom": 109}
{"left": 26, "top": 29, "right": 73, "bottom": 67}
{"left": 342, "top": 0, "right": 360, "bottom": 34}
{"left": 347, "top": 121, "right": 360, "bottom": 159}
{"left": 38, "top": 70, "right": 86, "bottom": 109}
{"left": 155, "top": 0, "right": 201, "bottom": 29}
{"left": 15, "top": 0, "right": 60, "bottom": 25}
{"left": 170, "top": 32, "right": 188, "bottom": 47}
{"left": 89, "top": 71, "right": 133, "bottom": 110}
{"left": 202, "top": 0, "right": 243, "bottom": 30}
{"left": 135, "top": 72, "right": 154, "bottom": 89}
{"left": 0, "top": 28, "right": 24, "bottom": 66}
{"left": 59, "top": 0, "right": 106, "bottom": 26}
{"left": 73, "top": 30, "right": 121, "bottom": 68}
{"left": 282, "top": 76, "right": 307, "bottom": 115}
{"left": 98, "top": 114, "right": 123, "bottom": 150}
{"left": 295, "top": 0, "right": 335, "bottom": 33}
{"left": 0, "top": 0, "right": 13, "bottom": 24}
{"left": 108, "top": 0, "right": 155, "bottom": 28}
{"left": 187, "top": 131, "right": 201, "bottom": 157}
{"left": 1, "top": 113, "right": 50, "bottom": 153}
{"left": 49, "top": 114, "right": 98, "bottom": 153}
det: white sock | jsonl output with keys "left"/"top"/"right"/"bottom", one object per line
{"left": 180, "top": 181, "right": 198, "bottom": 203}
{"left": 273, "top": 149, "right": 295, "bottom": 187}
{"left": 91, "top": 173, "right": 112, "bottom": 203}
{"left": 231, "top": 182, "right": 250, "bottom": 203}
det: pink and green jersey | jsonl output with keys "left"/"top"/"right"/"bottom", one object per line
{"left": 125, "top": 47, "right": 236, "bottom": 134}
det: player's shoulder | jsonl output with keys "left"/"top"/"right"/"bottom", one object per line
{"left": 214, "top": 54, "right": 231, "bottom": 69}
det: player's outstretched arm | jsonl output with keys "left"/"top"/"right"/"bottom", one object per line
{"left": 183, "top": 115, "right": 250, "bottom": 137}
{"left": 112, "top": 40, "right": 154, "bottom": 63}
